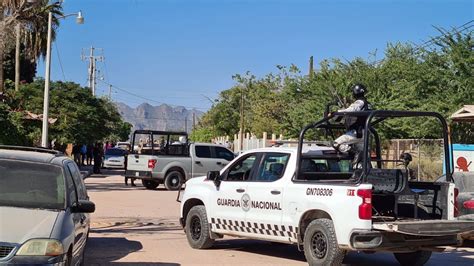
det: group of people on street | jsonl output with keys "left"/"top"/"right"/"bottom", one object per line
{"left": 72, "top": 141, "right": 117, "bottom": 174}
{"left": 72, "top": 144, "right": 94, "bottom": 166}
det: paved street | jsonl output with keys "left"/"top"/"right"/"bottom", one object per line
{"left": 84, "top": 170, "right": 474, "bottom": 266}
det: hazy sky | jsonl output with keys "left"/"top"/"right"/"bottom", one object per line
{"left": 37, "top": 0, "right": 473, "bottom": 110}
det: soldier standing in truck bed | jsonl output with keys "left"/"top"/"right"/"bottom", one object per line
{"left": 332, "top": 84, "right": 372, "bottom": 167}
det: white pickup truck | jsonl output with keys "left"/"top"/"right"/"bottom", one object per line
{"left": 125, "top": 130, "right": 235, "bottom": 190}
{"left": 179, "top": 110, "right": 474, "bottom": 266}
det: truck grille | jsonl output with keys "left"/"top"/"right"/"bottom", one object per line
{"left": 0, "top": 246, "right": 14, "bottom": 258}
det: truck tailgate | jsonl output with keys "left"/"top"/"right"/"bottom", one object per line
{"left": 373, "top": 220, "right": 474, "bottom": 236}
{"left": 127, "top": 154, "right": 153, "bottom": 171}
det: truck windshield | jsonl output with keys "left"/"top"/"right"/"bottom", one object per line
{"left": 0, "top": 160, "right": 66, "bottom": 210}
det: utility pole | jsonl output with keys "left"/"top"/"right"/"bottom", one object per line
{"left": 107, "top": 85, "right": 112, "bottom": 99}
{"left": 309, "top": 56, "right": 314, "bottom": 79}
{"left": 192, "top": 112, "right": 196, "bottom": 130}
{"left": 239, "top": 85, "right": 244, "bottom": 151}
{"left": 81, "top": 46, "right": 104, "bottom": 96}
{"left": 15, "top": 23, "right": 20, "bottom": 91}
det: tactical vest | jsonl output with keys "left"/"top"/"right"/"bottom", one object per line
{"left": 347, "top": 98, "right": 372, "bottom": 134}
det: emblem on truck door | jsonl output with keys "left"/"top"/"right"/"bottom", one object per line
{"left": 241, "top": 194, "right": 251, "bottom": 212}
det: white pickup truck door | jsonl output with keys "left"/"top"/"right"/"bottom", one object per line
{"left": 245, "top": 152, "right": 290, "bottom": 242}
{"left": 208, "top": 153, "right": 259, "bottom": 235}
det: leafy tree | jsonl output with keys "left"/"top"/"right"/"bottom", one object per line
{"left": 193, "top": 29, "right": 473, "bottom": 143}
{"left": 1, "top": 80, "right": 132, "bottom": 146}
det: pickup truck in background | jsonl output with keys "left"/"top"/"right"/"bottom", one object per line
{"left": 125, "top": 130, "right": 235, "bottom": 190}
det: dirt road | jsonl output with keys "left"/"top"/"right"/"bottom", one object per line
{"left": 84, "top": 170, "right": 474, "bottom": 265}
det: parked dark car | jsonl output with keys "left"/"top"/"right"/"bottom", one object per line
{"left": 0, "top": 146, "right": 95, "bottom": 265}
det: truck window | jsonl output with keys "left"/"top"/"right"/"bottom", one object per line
{"left": 213, "top": 147, "right": 234, "bottom": 161}
{"left": 298, "top": 158, "right": 353, "bottom": 181}
{"left": 254, "top": 153, "right": 290, "bottom": 182}
{"left": 195, "top": 146, "right": 212, "bottom": 158}
{"left": 131, "top": 131, "right": 188, "bottom": 156}
{"left": 225, "top": 154, "right": 258, "bottom": 181}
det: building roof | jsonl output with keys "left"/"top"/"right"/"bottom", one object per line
{"left": 451, "top": 105, "right": 474, "bottom": 122}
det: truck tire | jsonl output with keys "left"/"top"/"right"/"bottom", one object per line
{"left": 185, "top": 205, "right": 214, "bottom": 249}
{"left": 164, "top": 170, "right": 184, "bottom": 191}
{"left": 142, "top": 179, "right": 159, "bottom": 190}
{"left": 303, "top": 218, "right": 345, "bottom": 266}
{"left": 393, "top": 251, "right": 432, "bottom": 266}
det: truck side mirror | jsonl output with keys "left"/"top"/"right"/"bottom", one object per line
{"left": 207, "top": 171, "right": 221, "bottom": 187}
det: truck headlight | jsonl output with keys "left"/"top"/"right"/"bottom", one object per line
{"left": 16, "top": 239, "right": 64, "bottom": 256}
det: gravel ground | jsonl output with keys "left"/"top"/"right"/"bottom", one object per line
{"left": 84, "top": 170, "right": 474, "bottom": 266}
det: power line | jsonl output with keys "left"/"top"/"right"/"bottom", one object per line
{"left": 54, "top": 41, "right": 66, "bottom": 81}
{"left": 98, "top": 79, "right": 208, "bottom": 110}
{"left": 369, "top": 20, "right": 473, "bottom": 66}
{"left": 102, "top": 58, "right": 110, "bottom": 83}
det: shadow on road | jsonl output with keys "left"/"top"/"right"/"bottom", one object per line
{"left": 91, "top": 218, "right": 182, "bottom": 235}
{"left": 85, "top": 182, "right": 147, "bottom": 192}
{"left": 211, "top": 239, "right": 306, "bottom": 262}
{"left": 84, "top": 236, "right": 179, "bottom": 265}
{"left": 85, "top": 179, "right": 170, "bottom": 192}
{"left": 211, "top": 239, "right": 474, "bottom": 265}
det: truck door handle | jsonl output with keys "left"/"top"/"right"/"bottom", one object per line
{"left": 195, "top": 161, "right": 201, "bottom": 164}
{"left": 236, "top": 188, "right": 245, "bottom": 193}
{"left": 216, "top": 162, "right": 222, "bottom": 165}
{"left": 271, "top": 190, "right": 281, "bottom": 195}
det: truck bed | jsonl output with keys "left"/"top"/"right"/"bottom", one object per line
{"left": 373, "top": 220, "right": 474, "bottom": 236}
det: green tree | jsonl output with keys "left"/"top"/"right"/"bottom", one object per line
{"left": 194, "top": 29, "right": 473, "bottom": 143}
{"left": 1, "top": 80, "right": 132, "bottom": 146}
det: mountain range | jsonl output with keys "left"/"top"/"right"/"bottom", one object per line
{"left": 115, "top": 102, "right": 204, "bottom": 133}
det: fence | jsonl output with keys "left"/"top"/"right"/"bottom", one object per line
{"left": 214, "top": 133, "right": 444, "bottom": 181}
{"left": 213, "top": 132, "right": 287, "bottom": 153}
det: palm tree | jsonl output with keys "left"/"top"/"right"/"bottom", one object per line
{"left": 0, "top": 0, "right": 62, "bottom": 92}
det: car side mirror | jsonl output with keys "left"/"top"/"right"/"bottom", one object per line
{"left": 72, "top": 199, "right": 95, "bottom": 213}
{"left": 207, "top": 171, "right": 221, "bottom": 187}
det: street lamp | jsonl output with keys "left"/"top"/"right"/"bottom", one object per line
{"left": 41, "top": 11, "right": 84, "bottom": 148}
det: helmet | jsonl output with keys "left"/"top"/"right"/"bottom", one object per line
{"left": 351, "top": 84, "right": 367, "bottom": 98}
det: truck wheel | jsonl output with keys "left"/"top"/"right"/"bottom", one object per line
{"left": 185, "top": 205, "right": 214, "bottom": 249}
{"left": 393, "top": 251, "right": 432, "bottom": 266}
{"left": 164, "top": 170, "right": 184, "bottom": 191}
{"left": 303, "top": 218, "right": 345, "bottom": 266}
{"left": 142, "top": 180, "right": 159, "bottom": 190}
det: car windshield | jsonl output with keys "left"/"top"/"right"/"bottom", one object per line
{"left": 105, "top": 149, "right": 126, "bottom": 156}
{"left": 0, "top": 159, "right": 66, "bottom": 210}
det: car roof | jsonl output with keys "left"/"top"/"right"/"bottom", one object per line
{"left": 193, "top": 142, "right": 231, "bottom": 148}
{"left": 239, "top": 145, "right": 335, "bottom": 156}
{"left": 0, "top": 146, "right": 68, "bottom": 165}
